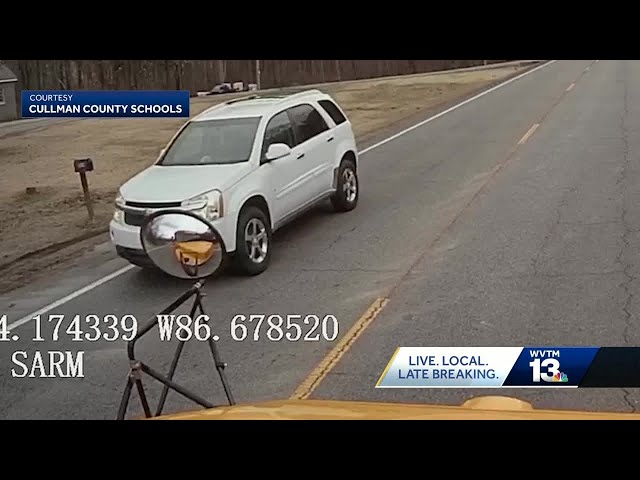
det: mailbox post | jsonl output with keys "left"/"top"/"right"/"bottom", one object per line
{"left": 74, "top": 158, "right": 94, "bottom": 221}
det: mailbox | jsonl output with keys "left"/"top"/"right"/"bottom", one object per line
{"left": 74, "top": 158, "right": 94, "bottom": 173}
{"left": 73, "top": 158, "right": 95, "bottom": 221}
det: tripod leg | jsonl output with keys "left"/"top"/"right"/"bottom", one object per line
{"left": 155, "top": 296, "right": 199, "bottom": 415}
{"left": 155, "top": 341, "right": 186, "bottom": 416}
{"left": 208, "top": 336, "right": 236, "bottom": 405}
{"left": 141, "top": 363, "right": 215, "bottom": 408}
{"left": 135, "top": 378, "right": 153, "bottom": 418}
{"left": 117, "top": 376, "right": 134, "bottom": 420}
{"left": 194, "top": 290, "right": 236, "bottom": 405}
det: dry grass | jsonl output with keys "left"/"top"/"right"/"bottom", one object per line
{"left": 0, "top": 66, "right": 525, "bottom": 290}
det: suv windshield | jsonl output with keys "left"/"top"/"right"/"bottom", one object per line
{"left": 159, "top": 117, "right": 261, "bottom": 166}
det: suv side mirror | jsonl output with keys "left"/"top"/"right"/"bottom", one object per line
{"left": 265, "top": 143, "right": 291, "bottom": 161}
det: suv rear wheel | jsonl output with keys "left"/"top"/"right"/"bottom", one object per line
{"left": 331, "top": 158, "right": 358, "bottom": 212}
{"left": 233, "top": 206, "right": 272, "bottom": 275}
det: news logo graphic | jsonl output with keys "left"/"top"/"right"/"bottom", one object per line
{"left": 376, "top": 347, "right": 640, "bottom": 388}
{"left": 21, "top": 90, "right": 190, "bottom": 118}
{"left": 500, "top": 347, "right": 598, "bottom": 387}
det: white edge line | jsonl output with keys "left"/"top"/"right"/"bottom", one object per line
{"left": 7, "top": 60, "right": 558, "bottom": 331}
{"left": 359, "top": 60, "right": 557, "bottom": 154}
{"left": 7, "top": 265, "right": 135, "bottom": 330}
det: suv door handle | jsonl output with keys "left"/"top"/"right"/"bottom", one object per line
{"left": 297, "top": 153, "right": 305, "bottom": 159}
{"left": 327, "top": 136, "right": 334, "bottom": 142}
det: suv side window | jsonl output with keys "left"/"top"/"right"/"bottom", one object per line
{"left": 318, "top": 99, "right": 347, "bottom": 125}
{"left": 262, "top": 111, "right": 295, "bottom": 159}
{"left": 287, "top": 104, "right": 329, "bottom": 145}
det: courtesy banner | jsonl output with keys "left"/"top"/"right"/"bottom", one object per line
{"left": 21, "top": 90, "right": 190, "bottom": 118}
{"left": 376, "top": 347, "right": 640, "bottom": 388}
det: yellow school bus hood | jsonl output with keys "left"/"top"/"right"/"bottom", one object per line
{"left": 151, "top": 396, "right": 640, "bottom": 420}
{"left": 174, "top": 241, "right": 216, "bottom": 264}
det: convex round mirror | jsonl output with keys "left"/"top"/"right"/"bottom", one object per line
{"left": 140, "top": 210, "right": 225, "bottom": 279}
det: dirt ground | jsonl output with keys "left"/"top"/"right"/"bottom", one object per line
{"left": 0, "top": 65, "right": 527, "bottom": 293}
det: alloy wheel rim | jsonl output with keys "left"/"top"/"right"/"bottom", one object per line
{"left": 244, "top": 218, "right": 268, "bottom": 263}
{"left": 343, "top": 169, "right": 357, "bottom": 202}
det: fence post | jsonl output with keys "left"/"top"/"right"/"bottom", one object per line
{"left": 255, "top": 60, "right": 261, "bottom": 90}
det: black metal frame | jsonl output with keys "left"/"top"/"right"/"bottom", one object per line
{"left": 116, "top": 280, "right": 235, "bottom": 420}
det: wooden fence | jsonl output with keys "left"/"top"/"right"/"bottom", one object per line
{"left": 3, "top": 60, "right": 509, "bottom": 116}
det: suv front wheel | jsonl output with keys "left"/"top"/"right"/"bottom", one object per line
{"left": 233, "top": 206, "right": 272, "bottom": 276}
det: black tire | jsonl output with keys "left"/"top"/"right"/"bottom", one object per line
{"left": 330, "top": 158, "right": 359, "bottom": 212}
{"left": 233, "top": 205, "right": 272, "bottom": 276}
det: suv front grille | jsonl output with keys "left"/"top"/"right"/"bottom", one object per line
{"left": 125, "top": 201, "right": 182, "bottom": 208}
{"left": 122, "top": 201, "right": 183, "bottom": 227}
{"left": 124, "top": 212, "right": 146, "bottom": 227}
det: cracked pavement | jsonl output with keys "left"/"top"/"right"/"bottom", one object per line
{"left": 2, "top": 60, "right": 640, "bottom": 418}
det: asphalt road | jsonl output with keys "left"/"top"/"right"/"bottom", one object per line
{"left": 2, "top": 60, "right": 638, "bottom": 419}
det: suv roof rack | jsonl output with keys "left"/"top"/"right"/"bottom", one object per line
{"left": 197, "top": 89, "right": 327, "bottom": 118}
{"left": 279, "top": 89, "right": 323, "bottom": 101}
{"left": 225, "top": 94, "right": 261, "bottom": 105}
{"left": 224, "top": 89, "right": 324, "bottom": 105}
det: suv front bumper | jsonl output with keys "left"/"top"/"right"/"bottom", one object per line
{"left": 115, "top": 245, "right": 156, "bottom": 268}
{"left": 109, "top": 220, "right": 152, "bottom": 267}
{"left": 110, "top": 214, "right": 237, "bottom": 265}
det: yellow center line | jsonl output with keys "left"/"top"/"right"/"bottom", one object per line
{"left": 290, "top": 297, "right": 389, "bottom": 400}
{"left": 518, "top": 123, "right": 540, "bottom": 145}
{"left": 566, "top": 83, "right": 575, "bottom": 92}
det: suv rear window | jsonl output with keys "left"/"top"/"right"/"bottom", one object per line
{"left": 318, "top": 99, "right": 347, "bottom": 125}
{"left": 287, "top": 104, "right": 329, "bottom": 144}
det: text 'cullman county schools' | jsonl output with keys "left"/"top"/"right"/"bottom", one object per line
{"left": 27, "top": 104, "right": 184, "bottom": 114}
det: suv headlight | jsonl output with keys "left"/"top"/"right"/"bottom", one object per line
{"left": 182, "top": 190, "right": 224, "bottom": 221}
{"left": 115, "top": 192, "right": 126, "bottom": 209}
{"left": 113, "top": 192, "right": 125, "bottom": 224}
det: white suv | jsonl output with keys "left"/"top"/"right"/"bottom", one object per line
{"left": 110, "top": 89, "right": 359, "bottom": 275}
